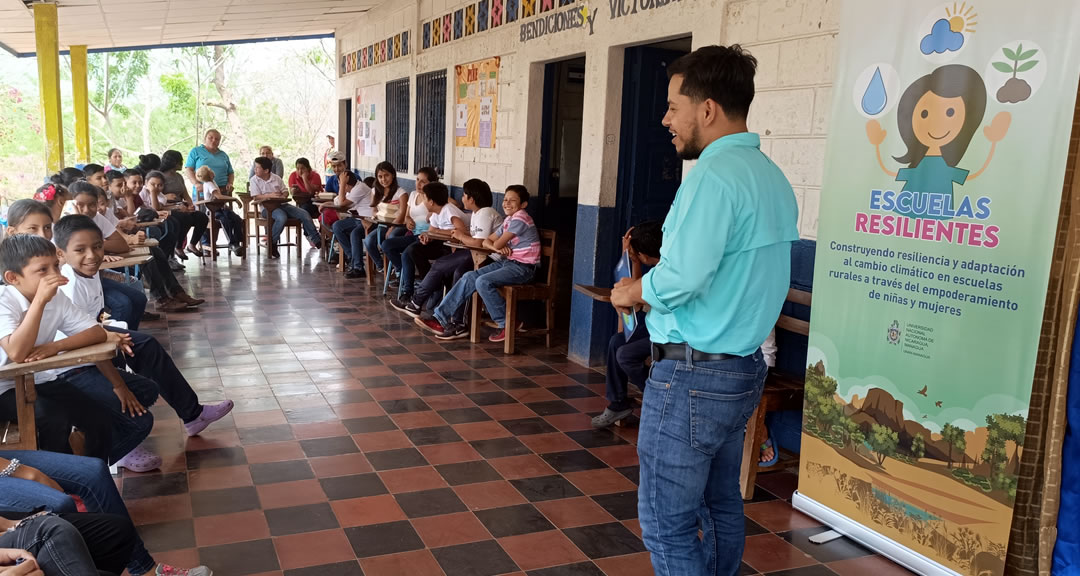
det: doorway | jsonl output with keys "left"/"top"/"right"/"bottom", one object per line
{"left": 616, "top": 38, "right": 691, "bottom": 242}
{"left": 537, "top": 56, "right": 585, "bottom": 334}
{"left": 338, "top": 98, "right": 352, "bottom": 166}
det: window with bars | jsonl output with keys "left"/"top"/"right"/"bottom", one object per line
{"left": 385, "top": 77, "right": 410, "bottom": 172}
{"left": 414, "top": 69, "right": 447, "bottom": 176}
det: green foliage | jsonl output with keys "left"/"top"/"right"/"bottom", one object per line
{"left": 941, "top": 423, "right": 966, "bottom": 469}
{"left": 911, "top": 434, "right": 925, "bottom": 459}
{"left": 982, "top": 413, "right": 1026, "bottom": 491}
{"left": 996, "top": 44, "right": 1039, "bottom": 77}
{"left": 88, "top": 51, "right": 150, "bottom": 120}
{"left": 803, "top": 365, "right": 842, "bottom": 435}
{"left": 868, "top": 424, "right": 898, "bottom": 465}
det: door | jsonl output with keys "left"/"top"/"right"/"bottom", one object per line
{"left": 616, "top": 46, "right": 687, "bottom": 233}
{"left": 338, "top": 98, "right": 352, "bottom": 166}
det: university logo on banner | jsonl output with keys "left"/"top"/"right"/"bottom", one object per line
{"left": 796, "top": 2, "right": 1080, "bottom": 576}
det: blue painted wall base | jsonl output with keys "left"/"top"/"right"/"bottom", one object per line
{"left": 568, "top": 204, "right": 619, "bottom": 366}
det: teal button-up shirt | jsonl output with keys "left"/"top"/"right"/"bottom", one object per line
{"left": 641, "top": 132, "right": 799, "bottom": 356}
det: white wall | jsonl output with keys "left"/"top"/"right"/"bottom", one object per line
{"left": 335, "top": 0, "right": 842, "bottom": 239}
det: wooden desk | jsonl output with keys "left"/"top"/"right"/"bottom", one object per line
{"left": 317, "top": 192, "right": 336, "bottom": 202}
{"left": 446, "top": 241, "right": 497, "bottom": 269}
{"left": 129, "top": 247, "right": 151, "bottom": 256}
{"left": 0, "top": 341, "right": 119, "bottom": 451}
{"left": 291, "top": 193, "right": 314, "bottom": 207}
{"left": 133, "top": 220, "right": 162, "bottom": 229}
{"left": 102, "top": 254, "right": 153, "bottom": 270}
{"left": 573, "top": 284, "right": 612, "bottom": 303}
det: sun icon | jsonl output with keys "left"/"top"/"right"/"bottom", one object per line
{"left": 946, "top": 2, "right": 977, "bottom": 34}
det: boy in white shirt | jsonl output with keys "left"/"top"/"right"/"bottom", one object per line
{"left": 391, "top": 179, "right": 502, "bottom": 331}
{"left": 54, "top": 215, "right": 234, "bottom": 438}
{"left": 0, "top": 234, "right": 160, "bottom": 472}
{"left": 251, "top": 156, "right": 321, "bottom": 258}
{"left": 392, "top": 182, "right": 469, "bottom": 305}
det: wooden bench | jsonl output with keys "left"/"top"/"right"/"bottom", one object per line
{"left": 470, "top": 229, "right": 557, "bottom": 354}
{"left": 0, "top": 341, "right": 120, "bottom": 450}
{"left": 740, "top": 287, "right": 812, "bottom": 500}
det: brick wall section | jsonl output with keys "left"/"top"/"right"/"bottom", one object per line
{"left": 1006, "top": 82, "right": 1080, "bottom": 576}
{"left": 723, "top": 0, "right": 840, "bottom": 240}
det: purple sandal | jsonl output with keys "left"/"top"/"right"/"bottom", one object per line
{"left": 115, "top": 445, "right": 162, "bottom": 473}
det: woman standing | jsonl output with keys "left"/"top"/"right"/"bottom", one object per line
{"left": 104, "top": 148, "right": 126, "bottom": 173}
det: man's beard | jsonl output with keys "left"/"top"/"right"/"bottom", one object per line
{"left": 676, "top": 125, "right": 704, "bottom": 160}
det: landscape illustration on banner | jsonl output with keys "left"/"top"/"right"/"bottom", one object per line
{"left": 797, "top": 1, "right": 1077, "bottom": 575}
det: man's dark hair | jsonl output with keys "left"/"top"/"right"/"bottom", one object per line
{"left": 254, "top": 156, "right": 273, "bottom": 172}
{"left": 417, "top": 167, "right": 440, "bottom": 183}
{"left": 629, "top": 220, "right": 663, "bottom": 259}
{"left": 69, "top": 180, "right": 103, "bottom": 200}
{"left": 462, "top": 179, "right": 493, "bottom": 209}
{"left": 0, "top": 234, "right": 57, "bottom": 278}
{"left": 106, "top": 170, "right": 126, "bottom": 184}
{"left": 6, "top": 199, "right": 53, "bottom": 229}
{"left": 363, "top": 177, "right": 376, "bottom": 189}
{"left": 504, "top": 185, "right": 530, "bottom": 205}
{"left": 667, "top": 45, "right": 757, "bottom": 120}
{"left": 82, "top": 164, "right": 104, "bottom": 177}
{"left": 344, "top": 172, "right": 359, "bottom": 187}
{"left": 122, "top": 169, "right": 141, "bottom": 179}
{"left": 54, "top": 214, "right": 103, "bottom": 250}
{"left": 423, "top": 182, "right": 450, "bottom": 206}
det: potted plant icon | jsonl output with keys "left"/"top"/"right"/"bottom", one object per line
{"left": 994, "top": 43, "right": 1038, "bottom": 103}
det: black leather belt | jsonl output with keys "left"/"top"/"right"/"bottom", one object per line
{"left": 651, "top": 342, "right": 739, "bottom": 363}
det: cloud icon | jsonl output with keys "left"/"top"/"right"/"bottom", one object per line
{"left": 921, "top": 19, "right": 964, "bottom": 54}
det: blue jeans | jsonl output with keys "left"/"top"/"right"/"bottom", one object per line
{"left": 364, "top": 226, "right": 407, "bottom": 272}
{"left": 637, "top": 350, "right": 767, "bottom": 576}
{"left": 59, "top": 367, "right": 158, "bottom": 464}
{"left": 100, "top": 276, "right": 146, "bottom": 330}
{"left": 0, "top": 450, "right": 157, "bottom": 575}
{"left": 262, "top": 204, "right": 319, "bottom": 246}
{"left": 433, "top": 259, "right": 538, "bottom": 329}
{"left": 107, "top": 327, "right": 202, "bottom": 423}
{"left": 204, "top": 208, "right": 243, "bottom": 247}
{"left": 605, "top": 322, "right": 651, "bottom": 412}
{"left": 0, "top": 513, "right": 134, "bottom": 576}
{"left": 331, "top": 217, "right": 367, "bottom": 266}
{"left": 382, "top": 233, "right": 417, "bottom": 277}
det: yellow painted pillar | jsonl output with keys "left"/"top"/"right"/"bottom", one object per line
{"left": 71, "top": 45, "right": 90, "bottom": 164}
{"left": 34, "top": 2, "right": 64, "bottom": 173}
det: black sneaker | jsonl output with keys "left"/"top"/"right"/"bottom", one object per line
{"left": 402, "top": 300, "right": 422, "bottom": 319}
{"left": 345, "top": 267, "right": 366, "bottom": 279}
{"left": 435, "top": 323, "right": 469, "bottom": 341}
{"left": 389, "top": 296, "right": 413, "bottom": 314}
{"left": 232, "top": 245, "right": 244, "bottom": 257}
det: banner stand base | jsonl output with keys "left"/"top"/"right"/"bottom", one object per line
{"left": 792, "top": 491, "right": 961, "bottom": 576}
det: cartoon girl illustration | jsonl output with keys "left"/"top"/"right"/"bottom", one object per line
{"left": 866, "top": 64, "right": 1011, "bottom": 217}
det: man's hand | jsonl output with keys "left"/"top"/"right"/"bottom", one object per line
{"left": 23, "top": 342, "right": 61, "bottom": 363}
{"left": 621, "top": 227, "right": 634, "bottom": 253}
{"left": 11, "top": 464, "right": 63, "bottom": 493}
{"left": 450, "top": 230, "right": 467, "bottom": 242}
{"left": 419, "top": 233, "right": 430, "bottom": 245}
{"left": 103, "top": 255, "right": 122, "bottom": 263}
{"left": 107, "top": 331, "right": 134, "bottom": 357}
{"left": 610, "top": 277, "right": 642, "bottom": 316}
{"left": 224, "top": 184, "right": 234, "bottom": 195}
{"left": 113, "top": 384, "right": 147, "bottom": 417}
{"left": 0, "top": 550, "right": 42, "bottom": 576}
{"left": 498, "top": 246, "right": 512, "bottom": 257}
{"left": 32, "top": 274, "right": 67, "bottom": 307}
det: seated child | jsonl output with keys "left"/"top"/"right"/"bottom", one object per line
{"left": 196, "top": 165, "right": 244, "bottom": 257}
{"left": 122, "top": 170, "right": 179, "bottom": 264}
{"left": 54, "top": 215, "right": 234, "bottom": 437}
{"left": 0, "top": 234, "right": 160, "bottom": 472}
{"left": 416, "top": 185, "right": 539, "bottom": 342}
{"left": 327, "top": 172, "right": 375, "bottom": 276}
{"left": 250, "top": 156, "right": 321, "bottom": 259}
{"left": 591, "top": 221, "right": 662, "bottom": 428}
{"left": 70, "top": 182, "right": 203, "bottom": 313}
{"left": 392, "top": 182, "right": 468, "bottom": 306}
{"left": 391, "top": 178, "right": 502, "bottom": 331}
{"left": 81, "top": 163, "right": 107, "bottom": 190}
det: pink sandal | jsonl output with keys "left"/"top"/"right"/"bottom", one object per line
{"left": 115, "top": 445, "right": 162, "bottom": 473}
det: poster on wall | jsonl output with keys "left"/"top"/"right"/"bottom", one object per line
{"left": 455, "top": 57, "right": 500, "bottom": 148}
{"left": 795, "top": 2, "right": 1080, "bottom": 575}
{"left": 354, "top": 85, "right": 383, "bottom": 160}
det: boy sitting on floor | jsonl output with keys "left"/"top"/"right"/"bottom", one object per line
{"left": 53, "top": 214, "right": 234, "bottom": 437}
{"left": 592, "top": 221, "right": 662, "bottom": 428}
{"left": 416, "top": 185, "right": 540, "bottom": 342}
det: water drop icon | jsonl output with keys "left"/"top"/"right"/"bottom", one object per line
{"left": 861, "top": 67, "right": 887, "bottom": 116}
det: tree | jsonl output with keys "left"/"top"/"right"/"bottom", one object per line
{"left": 868, "top": 424, "right": 898, "bottom": 465}
{"left": 941, "top": 423, "right": 966, "bottom": 469}
{"left": 804, "top": 365, "right": 842, "bottom": 434}
{"left": 983, "top": 413, "right": 1025, "bottom": 489}
{"left": 87, "top": 52, "right": 150, "bottom": 131}
{"left": 911, "top": 433, "right": 925, "bottom": 459}
{"left": 205, "top": 45, "right": 253, "bottom": 181}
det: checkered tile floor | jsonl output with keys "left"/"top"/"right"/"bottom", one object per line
{"left": 118, "top": 251, "right": 915, "bottom": 575}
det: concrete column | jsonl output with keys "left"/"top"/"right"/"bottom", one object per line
{"left": 33, "top": 2, "right": 64, "bottom": 173}
{"left": 70, "top": 45, "right": 90, "bottom": 165}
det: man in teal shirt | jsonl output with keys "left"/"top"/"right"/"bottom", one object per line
{"left": 611, "top": 45, "right": 799, "bottom": 576}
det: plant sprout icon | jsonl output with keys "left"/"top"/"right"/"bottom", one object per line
{"left": 994, "top": 43, "right": 1038, "bottom": 103}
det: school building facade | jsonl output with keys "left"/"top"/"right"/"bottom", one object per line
{"left": 333, "top": 0, "right": 837, "bottom": 365}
